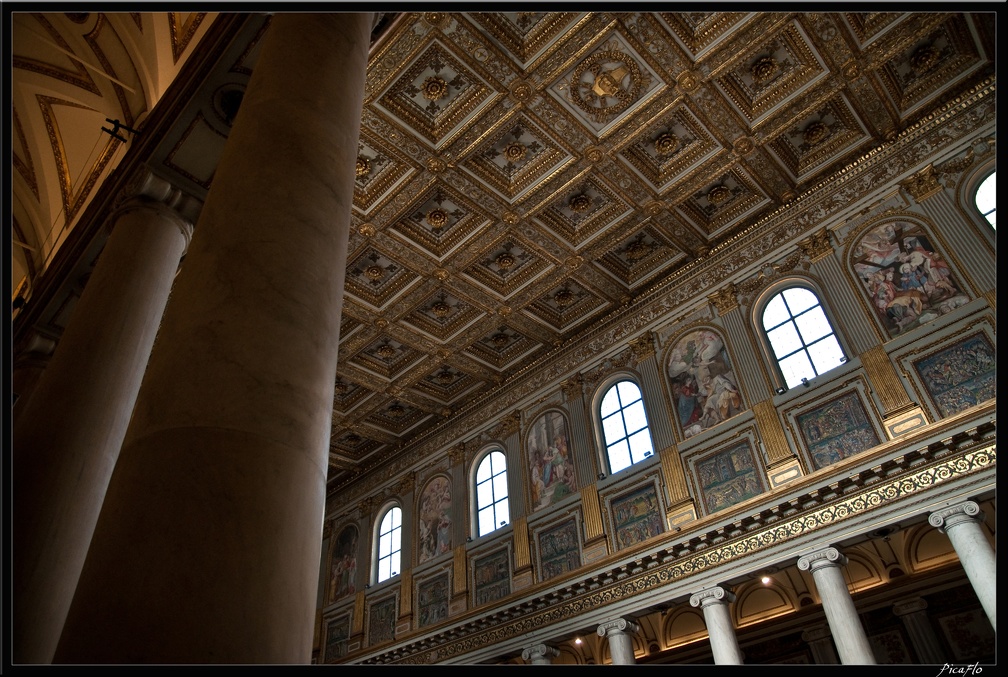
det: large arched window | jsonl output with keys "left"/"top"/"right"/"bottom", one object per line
{"left": 599, "top": 379, "right": 654, "bottom": 474}
{"left": 762, "top": 285, "right": 845, "bottom": 389}
{"left": 475, "top": 450, "right": 509, "bottom": 537}
{"left": 375, "top": 505, "right": 402, "bottom": 583}
{"left": 975, "top": 170, "right": 995, "bottom": 229}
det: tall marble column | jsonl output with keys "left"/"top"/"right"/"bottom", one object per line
{"left": 54, "top": 13, "right": 374, "bottom": 664}
{"left": 892, "top": 598, "right": 944, "bottom": 664}
{"left": 690, "top": 586, "right": 744, "bottom": 664}
{"left": 597, "top": 617, "right": 639, "bottom": 665}
{"left": 13, "top": 172, "right": 195, "bottom": 664}
{"left": 798, "top": 547, "right": 876, "bottom": 664}
{"left": 928, "top": 500, "right": 996, "bottom": 631}
{"left": 522, "top": 643, "right": 559, "bottom": 664}
{"left": 801, "top": 624, "right": 839, "bottom": 664}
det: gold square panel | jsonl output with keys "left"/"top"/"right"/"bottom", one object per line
{"left": 765, "top": 94, "right": 871, "bottom": 181}
{"left": 465, "top": 324, "right": 542, "bottom": 371}
{"left": 530, "top": 171, "right": 635, "bottom": 247}
{"left": 387, "top": 182, "right": 491, "bottom": 260}
{"left": 842, "top": 12, "right": 908, "bottom": 47}
{"left": 401, "top": 288, "right": 485, "bottom": 342}
{"left": 353, "top": 336, "right": 426, "bottom": 381}
{"left": 345, "top": 246, "right": 420, "bottom": 310}
{"left": 461, "top": 233, "right": 553, "bottom": 300}
{"left": 524, "top": 278, "right": 611, "bottom": 334}
{"left": 412, "top": 363, "right": 484, "bottom": 405}
{"left": 659, "top": 12, "right": 751, "bottom": 59}
{"left": 354, "top": 129, "right": 416, "bottom": 216}
{"left": 464, "top": 12, "right": 584, "bottom": 68}
{"left": 712, "top": 19, "right": 827, "bottom": 128}
{"left": 673, "top": 167, "right": 771, "bottom": 238}
{"left": 595, "top": 225, "right": 687, "bottom": 290}
{"left": 458, "top": 110, "right": 575, "bottom": 203}
{"left": 374, "top": 40, "right": 496, "bottom": 149}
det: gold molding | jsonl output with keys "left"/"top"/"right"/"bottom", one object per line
{"left": 753, "top": 400, "right": 792, "bottom": 465}
{"left": 513, "top": 515, "right": 531, "bottom": 571}
{"left": 860, "top": 345, "right": 913, "bottom": 414}
{"left": 658, "top": 444, "right": 690, "bottom": 503}
{"left": 708, "top": 282, "right": 738, "bottom": 315}
{"left": 580, "top": 483, "right": 605, "bottom": 542}
{"left": 452, "top": 545, "right": 467, "bottom": 596}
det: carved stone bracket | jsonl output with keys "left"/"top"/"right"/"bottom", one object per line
{"left": 708, "top": 282, "right": 738, "bottom": 316}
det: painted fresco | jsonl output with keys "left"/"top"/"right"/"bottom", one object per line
{"left": 323, "top": 614, "right": 350, "bottom": 663}
{"left": 611, "top": 484, "right": 664, "bottom": 550}
{"left": 666, "top": 328, "right": 744, "bottom": 439}
{"left": 852, "top": 221, "right": 969, "bottom": 337}
{"left": 473, "top": 548, "right": 511, "bottom": 606}
{"left": 367, "top": 597, "right": 396, "bottom": 644}
{"left": 796, "top": 391, "right": 881, "bottom": 470}
{"left": 527, "top": 410, "right": 577, "bottom": 511}
{"left": 328, "top": 524, "right": 358, "bottom": 604}
{"left": 418, "top": 475, "right": 452, "bottom": 564}
{"left": 538, "top": 518, "right": 581, "bottom": 581}
{"left": 913, "top": 333, "right": 996, "bottom": 418}
{"left": 417, "top": 573, "right": 450, "bottom": 628}
{"left": 696, "top": 441, "right": 764, "bottom": 514}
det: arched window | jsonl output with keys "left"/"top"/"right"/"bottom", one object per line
{"left": 375, "top": 505, "right": 402, "bottom": 583}
{"left": 599, "top": 380, "right": 654, "bottom": 474}
{"left": 975, "top": 171, "right": 995, "bottom": 229}
{"left": 762, "top": 286, "right": 845, "bottom": 389}
{"left": 475, "top": 450, "right": 509, "bottom": 537}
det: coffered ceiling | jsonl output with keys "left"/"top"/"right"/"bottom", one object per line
{"left": 9, "top": 11, "right": 996, "bottom": 490}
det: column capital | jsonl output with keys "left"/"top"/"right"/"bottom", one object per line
{"left": 892, "top": 597, "right": 928, "bottom": 617}
{"left": 120, "top": 167, "right": 204, "bottom": 223}
{"left": 797, "top": 546, "right": 847, "bottom": 572}
{"left": 689, "top": 585, "right": 736, "bottom": 608}
{"left": 928, "top": 500, "right": 984, "bottom": 533}
{"left": 521, "top": 643, "right": 559, "bottom": 662}
{"left": 597, "top": 617, "right": 640, "bottom": 637}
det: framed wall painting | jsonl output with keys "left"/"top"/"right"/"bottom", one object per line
{"left": 912, "top": 332, "right": 996, "bottom": 419}
{"left": 416, "top": 572, "right": 450, "bottom": 628}
{"left": 794, "top": 390, "right": 881, "bottom": 470}
{"left": 694, "top": 440, "right": 765, "bottom": 515}
{"left": 472, "top": 547, "right": 511, "bottom": 606}
{"left": 367, "top": 596, "right": 396, "bottom": 645}
{"left": 609, "top": 483, "right": 664, "bottom": 551}
{"left": 535, "top": 517, "right": 581, "bottom": 582}
{"left": 323, "top": 613, "right": 351, "bottom": 663}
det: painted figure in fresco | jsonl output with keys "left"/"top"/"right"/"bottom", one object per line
{"left": 668, "top": 329, "right": 741, "bottom": 438}
{"left": 418, "top": 476, "right": 452, "bottom": 563}
{"left": 329, "top": 526, "right": 358, "bottom": 603}
{"left": 528, "top": 412, "right": 577, "bottom": 511}
{"left": 855, "top": 223, "right": 968, "bottom": 336}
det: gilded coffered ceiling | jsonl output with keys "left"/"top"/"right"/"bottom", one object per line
{"left": 9, "top": 11, "right": 996, "bottom": 490}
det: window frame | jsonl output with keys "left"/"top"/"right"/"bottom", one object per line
{"left": 591, "top": 373, "right": 656, "bottom": 477}
{"left": 974, "top": 169, "right": 996, "bottom": 230}
{"left": 471, "top": 446, "right": 510, "bottom": 539}
{"left": 755, "top": 279, "right": 848, "bottom": 392}
{"left": 372, "top": 502, "right": 402, "bottom": 585}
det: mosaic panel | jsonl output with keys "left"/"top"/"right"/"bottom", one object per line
{"left": 912, "top": 333, "right": 996, "bottom": 418}
{"left": 324, "top": 613, "right": 351, "bottom": 663}
{"left": 473, "top": 548, "right": 511, "bottom": 606}
{"left": 537, "top": 517, "right": 581, "bottom": 582}
{"left": 695, "top": 440, "right": 764, "bottom": 515}
{"left": 610, "top": 484, "right": 664, "bottom": 551}
{"left": 796, "top": 391, "right": 880, "bottom": 470}
{"left": 417, "top": 572, "right": 451, "bottom": 628}
{"left": 367, "top": 596, "right": 397, "bottom": 645}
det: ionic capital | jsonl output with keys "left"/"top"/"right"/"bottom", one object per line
{"left": 597, "top": 617, "right": 640, "bottom": 637}
{"left": 928, "top": 500, "right": 983, "bottom": 533}
{"left": 797, "top": 546, "right": 847, "bottom": 572}
{"left": 689, "top": 585, "right": 736, "bottom": 608}
{"left": 521, "top": 643, "right": 559, "bottom": 661}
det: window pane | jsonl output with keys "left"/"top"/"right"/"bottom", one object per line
{"left": 476, "top": 456, "right": 491, "bottom": 482}
{"left": 780, "top": 351, "right": 814, "bottom": 388}
{"left": 622, "top": 400, "right": 648, "bottom": 434}
{"left": 762, "top": 294, "right": 789, "bottom": 330}
{"left": 389, "top": 551, "right": 400, "bottom": 576}
{"left": 390, "top": 508, "right": 401, "bottom": 529}
{"left": 602, "top": 412, "right": 626, "bottom": 444}
{"left": 496, "top": 498, "right": 510, "bottom": 526}
{"left": 767, "top": 322, "right": 803, "bottom": 358}
{"left": 782, "top": 287, "right": 817, "bottom": 314}
{"left": 390, "top": 527, "right": 401, "bottom": 552}
{"left": 794, "top": 305, "right": 830, "bottom": 343}
{"left": 600, "top": 387, "right": 620, "bottom": 416}
{"left": 492, "top": 473, "right": 508, "bottom": 499}
{"left": 379, "top": 532, "right": 391, "bottom": 557}
{"left": 378, "top": 558, "right": 390, "bottom": 581}
{"left": 478, "top": 507, "right": 494, "bottom": 536}
{"left": 489, "top": 450, "right": 506, "bottom": 474}
{"left": 616, "top": 380, "right": 641, "bottom": 405}
{"left": 627, "top": 429, "right": 654, "bottom": 462}
{"left": 380, "top": 511, "right": 393, "bottom": 533}
{"left": 476, "top": 479, "right": 493, "bottom": 507}
{"left": 607, "top": 439, "right": 631, "bottom": 473}
{"left": 808, "top": 335, "right": 845, "bottom": 374}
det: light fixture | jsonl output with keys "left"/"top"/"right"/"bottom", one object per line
{"left": 574, "top": 637, "right": 582, "bottom": 645}
{"left": 775, "top": 386, "right": 787, "bottom": 395}
{"left": 598, "top": 473, "right": 606, "bottom": 480}
{"left": 466, "top": 536, "right": 473, "bottom": 543}
{"left": 500, "top": 521, "right": 506, "bottom": 526}
{"left": 801, "top": 377, "right": 810, "bottom": 387}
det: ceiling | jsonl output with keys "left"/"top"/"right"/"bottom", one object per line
{"left": 9, "top": 11, "right": 997, "bottom": 491}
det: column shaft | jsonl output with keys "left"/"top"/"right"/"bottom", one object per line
{"left": 690, "top": 586, "right": 743, "bottom": 664}
{"left": 799, "top": 548, "right": 876, "bottom": 664}
{"left": 598, "top": 618, "right": 639, "bottom": 665}
{"left": 929, "top": 501, "right": 996, "bottom": 631}
{"left": 54, "top": 13, "right": 373, "bottom": 663}
{"left": 13, "top": 197, "right": 191, "bottom": 663}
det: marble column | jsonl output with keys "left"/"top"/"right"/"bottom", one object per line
{"left": 798, "top": 546, "right": 876, "bottom": 664}
{"left": 690, "top": 586, "right": 744, "bottom": 664}
{"left": 54, "top": 13, "right": 373, "bottom": 664}
{"left": 13, "top": 175, "right": 194, "bottom": 664}
{"left": 801, "top": 624, "right": 839, "bottom": 664}
{"left": 11, "top": 331, "right": 56, "bottom": 424}
{"left": 928, "top": 500, "right": 996, "bottom": 631}
{"left": 597, "top": 617, "right": 639, "bottom": 665}
{"left": 522, "top": 643, "right": 559, "bottom": 664}
{"left": 892, "top": 597, "right": 944, "bottom": 664}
